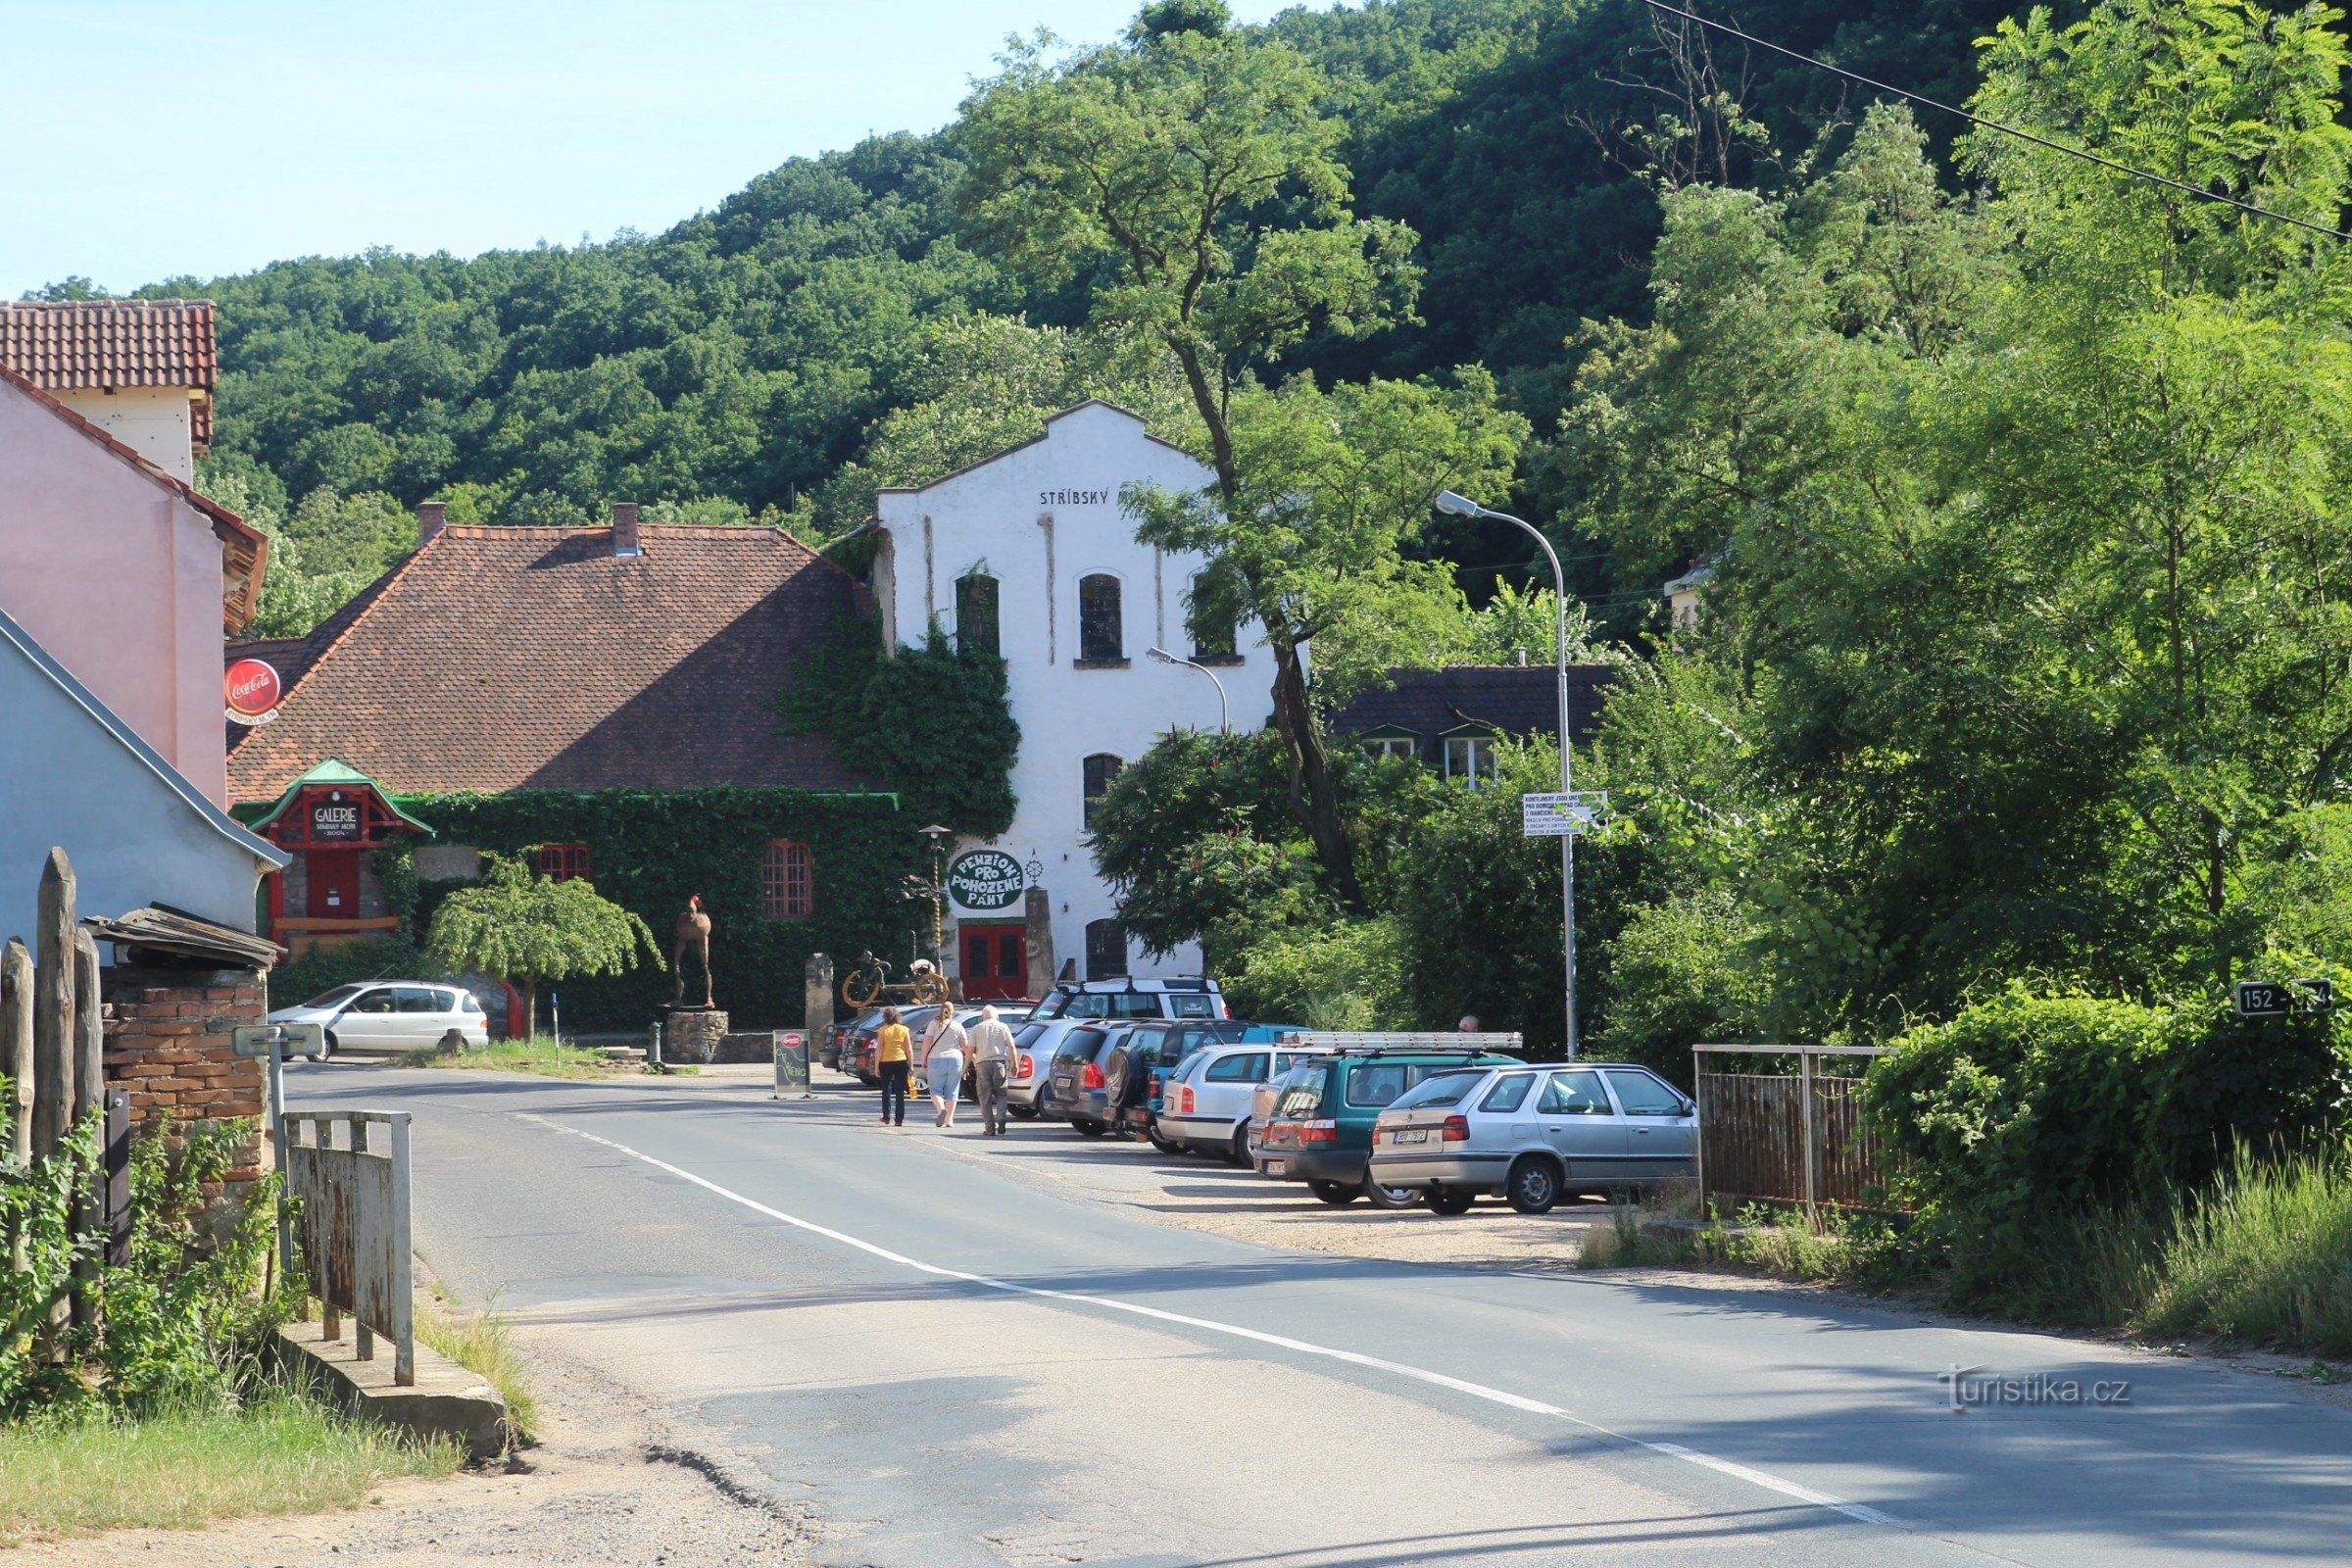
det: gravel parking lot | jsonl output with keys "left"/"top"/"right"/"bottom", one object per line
{"left": 798, "top": 1062, "right": 1617, "bottom": 1272}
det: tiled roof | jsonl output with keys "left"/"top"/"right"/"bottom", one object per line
{"left": 225, "top": 524, "right": 878, "bottom": 802}
{"left": 0, "top": 364, "right": 265, "bottom": 630}
{"left": 1328, "top": 663, "right": 1618, "bottom": 755}
{"left": 0, "top": 300, "right": 218, "bottom": 450}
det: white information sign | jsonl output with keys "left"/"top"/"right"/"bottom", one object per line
{"left": 1521, "top": 791, "right": 1608, "bottom": 837}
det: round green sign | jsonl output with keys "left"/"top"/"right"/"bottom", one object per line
{"left": 949, "top": 849, "right": 1025, "bottom": 910}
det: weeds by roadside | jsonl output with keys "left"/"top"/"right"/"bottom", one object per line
{"left": 396, "top": 1035, "right": 618, "bottom": 1078}
{"left": 418, "top": 1288, "right": 537, "bottom": 1442}
{"left": 0, "top": 1376, "right": 458, "bottom": 1544}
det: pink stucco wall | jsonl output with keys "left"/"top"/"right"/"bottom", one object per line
{"left": 0, "top": 377, "right": 228, "bottom": 806}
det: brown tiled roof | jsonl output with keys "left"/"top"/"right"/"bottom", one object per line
{"left": 0, "top": 364, "right": 265, "bottom": 629}
{"left": 225, "top": 524, "right": 878, "bottom": 802}
{"left": 0, "top": 300, "right": 218, "bottom": 450}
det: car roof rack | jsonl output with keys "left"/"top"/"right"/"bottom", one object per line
{"left": 1273, "top": 1030, "right": 1524, "bottom": 1054}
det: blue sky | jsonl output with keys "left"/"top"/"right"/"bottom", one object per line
{"left": 3, "top": 1, "right": 1299, "bottom": 298}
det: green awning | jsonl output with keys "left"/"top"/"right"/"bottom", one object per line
{"left": 244, "top": 759, "right": 432, "bottom": 835}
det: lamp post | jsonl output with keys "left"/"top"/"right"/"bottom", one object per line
{"left": 1147, "top": 647, "right": 1230, "bottom": 733}
{"left": 1435, "top": 490, "right": 1580, "bottom": 1059}
{"left": 918, "top": 823, "right": 952, "bottom": 972}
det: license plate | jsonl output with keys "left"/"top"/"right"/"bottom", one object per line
{"left": 1394, "top": 1129, "right": 1429, "bottom": 1145}
{"left": 1054, "top": 1076, "right": 1073, "bottom": 1091}
{"left": 1264, "top": 1159, "right": 1289, "bottom": 1176}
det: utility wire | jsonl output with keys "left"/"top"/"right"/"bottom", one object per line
{"left": 1639, "top": 0, "right": 2352, "bottom": 244}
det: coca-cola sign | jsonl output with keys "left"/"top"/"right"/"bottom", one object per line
{"left": 223, "top": 659, "right": 281, "bottom": 722}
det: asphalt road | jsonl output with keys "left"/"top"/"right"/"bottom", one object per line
{"left": 288, "top": 1062, "right": 2352, "bottom": 1568}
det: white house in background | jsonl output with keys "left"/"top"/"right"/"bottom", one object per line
{"left": 0, "top": 606, "right": 285, "bottom": 946}
{"left": 873, "top": 401, "right": 1269, "bottom": 994}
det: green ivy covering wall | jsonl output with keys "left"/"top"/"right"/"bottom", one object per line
{"left": 392, "top": 786, "right": 925, "bottom": 1032}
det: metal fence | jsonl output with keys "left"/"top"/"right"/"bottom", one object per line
{"left": 1691, "top": 1045, "right": 1903, "bottom": 1225}
{"left": 284, "top": 1109, "right": 415, "bottom": 1384}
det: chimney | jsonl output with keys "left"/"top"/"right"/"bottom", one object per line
{"left": 612, "top": 502, "right": 641, "bottom": 558}
{"left": 416, "top": 500, "right": 447, "bottom": 547}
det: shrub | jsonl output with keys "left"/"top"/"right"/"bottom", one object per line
{"left": 1221, "top": 915, "right": 1408, "bottom": 1030}
{"left": 268, "top": 936, "right": 432, "bottom": 1013}
{"left": 2140, "top": 1149, "right": 2352, "bottom": 1355}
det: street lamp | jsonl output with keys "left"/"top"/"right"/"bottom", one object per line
{"left": 1434, "top": 489, "right": 1581, "bottom": 1059}
{"left": 918, "top": 823, "right": 952, "bottom": 971}
{"left": 1147, "top": 647, "right": 1230, "bottom": 733}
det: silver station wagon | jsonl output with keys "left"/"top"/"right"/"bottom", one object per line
{"left": 1367, "top": 1062, "right": 1695, "bottom": 1215}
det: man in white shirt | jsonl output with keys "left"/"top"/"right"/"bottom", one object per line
{"left": 965, "top": 1005, "right": 1019, "bottom": 1136}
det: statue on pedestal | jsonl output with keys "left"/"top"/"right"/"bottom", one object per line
{"left": 671, "top": 894, "right": 713, "bottom": 1008}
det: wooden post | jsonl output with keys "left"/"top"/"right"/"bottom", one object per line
{"left": 1799, "top": 1049, "right": 1820, "bottom": 1231}
{"left": 4, "top": 939, "right": 29, "bottom": 1170}
{"left": 31, "top": 849, "right": 76, "bottom": 1163}
{"left": 70, "top": 929, "right": 103, "bottom": 1330}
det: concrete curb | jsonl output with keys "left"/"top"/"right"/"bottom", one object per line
{"left": 273, "top": 1318, "right": 511, "bottom": 1460}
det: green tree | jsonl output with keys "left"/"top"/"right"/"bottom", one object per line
{"left": 423, "top": 855, "right": 662, "bottom": 1033}
{"left": 961, "top": 16, "right": 1496, "bottom": 905}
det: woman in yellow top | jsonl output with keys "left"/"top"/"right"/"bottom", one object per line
{"left": 874, "top": 1006, "right": 912, "bottom": 1127}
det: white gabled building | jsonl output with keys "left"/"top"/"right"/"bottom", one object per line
{"left": 872, "top": 401, "right": 1267, "bottom": 997}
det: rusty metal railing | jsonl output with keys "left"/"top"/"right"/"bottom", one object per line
{"left": 283, "top": 1109, "right": 414, "bottom": 1384}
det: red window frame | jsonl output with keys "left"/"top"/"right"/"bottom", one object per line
{"left": 761, "top": 840, "right": 812, "bottom": 920}
{"left": 536, "top": 843, "right": 592, "bottom": 883}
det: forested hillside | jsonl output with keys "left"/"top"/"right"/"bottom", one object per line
{"left": 41, "top": 0, "right": 2030, "bottom": 632}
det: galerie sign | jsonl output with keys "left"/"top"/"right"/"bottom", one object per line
{"left": 948, "top": 850, "right": 1025, "bottom": 910}
{"left": 309, "top": 794, "right": 363, "bottom": 843}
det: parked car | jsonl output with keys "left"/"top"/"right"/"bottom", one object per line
{"left": 1042, "top": 1022, "right": 1127, "bottom": 1134}
{"left": 838, "top": 1007, "right": 890, "bottom": 1084}
{"left": 1156, "top": 1041, "right": 1335, "bottom": 1164}
{"left": 1101, "top": 1019, "right": 1246, "bottom": 1148}
{"left": 1368, "top": 1062, "right": 1696, "bottom": 1215}
{"left": 1008, "top": 977, "right": 1226, "bottom": 1117}
{"left": 269, "top": 982, "right": 490, "bottom": 1058}
{"left": 1254, "top": 1048, "right": 1521, "bottom": 1207}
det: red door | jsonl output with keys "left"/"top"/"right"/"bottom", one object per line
{"left": 307, "top": 851, "right": 361, "bottom": 918}
{"left": 960, "top": 923, "right": 1027, "bottom": 1000}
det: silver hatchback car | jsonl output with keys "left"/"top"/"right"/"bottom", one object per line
{"left": 1368, "top": 1062, "right": 1695, "bottom": 1215}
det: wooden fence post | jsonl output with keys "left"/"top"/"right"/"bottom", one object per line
{"left": 4, "top": 939, "right": 29, "bottom": 1170}
{"left": 31, "top": 849, "right": 76, "bottom": 1164}
{"left": 70, "top": 930, "right": 104, "bottom": 1331}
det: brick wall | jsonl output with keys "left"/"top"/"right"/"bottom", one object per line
{"left": 101, "top": 963, "right": 267, "bottom": 1187}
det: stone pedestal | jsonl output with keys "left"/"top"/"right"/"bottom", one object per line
{"left": 662, "top": 1006, "right": 727, "bottom": 1064}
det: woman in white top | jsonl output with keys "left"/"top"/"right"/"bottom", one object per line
{"left": 922, "top": 1009, "right": 968, "bottom": 1129}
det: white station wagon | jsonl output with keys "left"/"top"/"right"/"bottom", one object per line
{"left": 268, "top": 982, "right": 490, "bottom": 1058}
{"left": 1368, "top": 1062, "right": 1695, "bottom": 1215}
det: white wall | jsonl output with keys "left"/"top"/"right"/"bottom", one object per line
{"left": 0, "top": 629, "right": 278, "bottom": 946}
{"left": 875, "top": 403, "right": 1269, "bottom": 985}
{"left": 50, "top": 386, "right": 196, "bottom": 484}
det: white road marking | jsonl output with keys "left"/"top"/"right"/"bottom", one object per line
{"left": 516, "top": 1112, "right": 1906, "bottom": 1530}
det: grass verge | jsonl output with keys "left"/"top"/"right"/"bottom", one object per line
{"left": 418, "top": 1290, "right": 538, "bottom": 1442}
{"left": 0, "top": 1381, "right": 459, "bottom": 1545}
{"left": 1579, "top": 1153, "right": 2352, "bottom": 1360}
{"left": 396, "top": 1034, "right": 617, "bottom": 1078}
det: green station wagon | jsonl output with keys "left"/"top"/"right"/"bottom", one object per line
{"left": 1253, "top": 1048, "right": 1520, "bottom": 1207}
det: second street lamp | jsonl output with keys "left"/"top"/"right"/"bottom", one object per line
{"left": 1147, "top": 646, "right": 1230, "bottom": 733}
{"left": 1434, "top": 489, "right": 1582, "bottom": 1059}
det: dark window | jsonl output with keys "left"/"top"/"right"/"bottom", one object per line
{"left": 1190, "top": 573, "right": 1236, "bottom": 660}
{"left": 1203, "top": 1052, "right": 1269, "bottom": 1083}
{"left": 1540, "top": 1070, "right": 1614, "bottom": 1115}
{"left": 760, "top": 840, "right": 812, "bottom": 919}
{"left": 392, "top": 986, "right": 439, "bottom": 1013}
{"left": 1603, "top": 1069, "right": 1688, "bottom": 1116}
{"left": 1479, "top": 1074, "right": 1535, "bottom": 1113}
{"left": 1343, "top": 1062, "right": 1417, "bottom": 1108}
{"left": 1082, "top": 753, "right": 1124, "bottom": 831}
{"left": 536, "top": 844, "right": 591, "bottom": 883}
{"left": 956, "top": 572, "right": 1000, "bottom": 660}
{"left": 1443, "top": 734, "right": 1498, "bottom": 785}
{"left": 1085, "top": 917, "right": 1129, "bottom": 979}
{"left": 1078, "top": 573, "right": 1123, "bottom": 662}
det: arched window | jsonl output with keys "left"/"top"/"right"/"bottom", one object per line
{"left": 1077, "top": 573, "right": 1124, "bottom": 664}
{"left": 1082, "top": 753, "right": 1124, "bottom": 831}
{"left": 1190, "top": 572, "right": 1237, "bottom": 661}
{"left": 956, "top": 572, "right": 1000, "bottom": 660}
{"left": 536, "top": 844, "right": 591, "bottom": 883}
{"left": 1085, "top": 918, "right": 1129, "bottom": 980}
{"left": 760, "top": 840, "right": 812, "bottom": 919}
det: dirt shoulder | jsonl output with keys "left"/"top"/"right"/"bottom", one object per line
{"left": 8, "top": 1349, "right": 812, "bottom": 1568}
